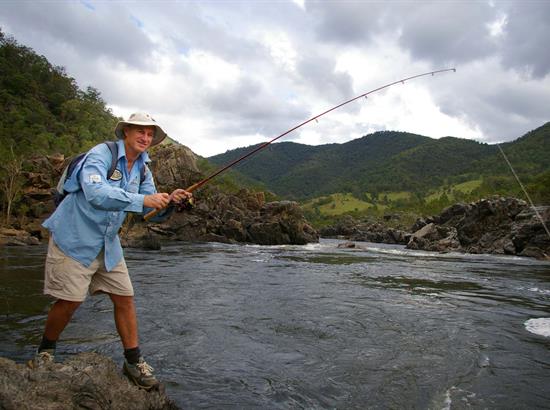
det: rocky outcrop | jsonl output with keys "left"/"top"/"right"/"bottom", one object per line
{"left": 407, "top": 197, "right": 550, "bottom": 260}
{"left": 148, "top": 143, "right": 201, "bottom": 191}
{"left": 320, "top": 215, "right": 410, "bottom": 245}
{"left": 0, "top": 352, "right": 178, "bottom": 409}
{"left": 123, "top": 191, "right": 319, "bottom": 246}
{"left": 7, "top": 142, "right": 318, "bottom": 246}
{"left": 0, "top": 228, "right": 40, "bottom": 246}
{"left": 319, "top": 197, "right": 550, "bottom": 260}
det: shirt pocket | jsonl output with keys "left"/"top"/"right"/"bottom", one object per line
{"left": 127, "top": 180, "right": 140, "bottom": 193}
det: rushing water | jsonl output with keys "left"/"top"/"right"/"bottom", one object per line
{"left": 1, "top": 239, "right": 550, "bottom": 409}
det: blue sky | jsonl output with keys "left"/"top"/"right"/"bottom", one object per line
{"left": 2, "top": 1, "right": 549, "bottom": 156}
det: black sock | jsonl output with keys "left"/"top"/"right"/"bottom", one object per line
{"left": 38, "top": 335, "right": 57, "bottom": 352}
{"left": 124, "top": 346, "right": 141, "bottom": 364}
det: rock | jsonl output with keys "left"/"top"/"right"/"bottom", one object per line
{"left": 337, "top": 241, "right": 367, "bottom": 249}
{"left": 219, "top": 218, "right": 247, "bottom": 242}
{"left": 122, "top": 193, "right": 319, "bottom": 248}
{"left": 22, "top": 188, "right": 53, "bottom": 201}
{"left": 21, "top": 221, "right": 49, "bottom": 240}
{"left": 437, "top": 203, "right": 471, "bottom": 224}
{"left": 321, "top": 215, "right": 409, "bottom": 245}
{"left": 406, "top": 196, "right": 550, "bottom": 260}
{"left": 0, "top": 352, "right": 179, "bottom": 409}
{"left": 0, "top": 228, "right": 40, "bottom": 246}
{"left": 148, "top": 144, "right": 201, "bottom": 191}
{"left": 247, "top": 221, "right": 290, "bottom": 245}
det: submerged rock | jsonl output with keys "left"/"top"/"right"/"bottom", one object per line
{"left": 0, "top": 352, "right": 179, "bottom": 410}
{"left": 337, "top": 241, "right": 367, "bottom": 249}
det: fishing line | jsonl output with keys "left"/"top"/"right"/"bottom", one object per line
{"left": 144, "top": 68, "right": 456, "bottom": 221}
{"left": 496, "top": 143, "right": 550, "bottom": 239}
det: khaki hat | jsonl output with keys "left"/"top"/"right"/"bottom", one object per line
{"left": 114, "top": 112, "right": 167, "bottom": 146}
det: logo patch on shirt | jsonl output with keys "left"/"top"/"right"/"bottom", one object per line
{"left": 89, "top": 174, "right": 101, "bottom": 183}
{"left": 109, "top": 169, "right": 123, "bottom": 181}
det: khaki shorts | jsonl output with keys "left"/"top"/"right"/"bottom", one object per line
{"left": 44, "top": 238, "right": 133, "bottom": 302}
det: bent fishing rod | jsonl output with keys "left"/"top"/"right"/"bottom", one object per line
{"left": 144, "top": 68, "right": 456, "bottom": 221}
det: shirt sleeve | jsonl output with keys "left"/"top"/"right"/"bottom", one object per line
{"left": 80, "top": 146, "right": 145, "bottom": 212}
{"left": 139, "top": 165, "right": 175, "bottom": 222}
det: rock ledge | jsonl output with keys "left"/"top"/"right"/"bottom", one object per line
{"left": 0, "top": 352, "right": 179, "bottom": 410}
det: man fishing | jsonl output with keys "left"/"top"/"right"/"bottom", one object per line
{"left": 31, "top": 113, "right": 191, "bottom": 390}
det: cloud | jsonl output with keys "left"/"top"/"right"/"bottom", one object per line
{"left": 0, "top": 0, "right": 548, "bottom": 157}
{"left": 397, "top": 2, "right": 497, "bottom": 65}
{"left": 1, "top": 1, "right": 155, "bottom": 70}
{"left": 499, "top": 1, "right": 550, "bottom": 78}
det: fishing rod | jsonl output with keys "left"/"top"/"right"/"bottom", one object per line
{"left": 144, "top": 68, "right": 456, "bottom": 221}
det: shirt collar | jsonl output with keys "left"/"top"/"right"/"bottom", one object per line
{"left": 116, "top": 139, "right": 151, "bottom": 164}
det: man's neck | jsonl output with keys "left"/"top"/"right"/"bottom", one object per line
{"left": 124, "top": 143, "right": 140, "bottom": 163}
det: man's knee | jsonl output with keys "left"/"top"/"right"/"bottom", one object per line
{"left": 109, "top": 294, "right": 135, "bottom": 309}
{"left": 54, "top": 299, "right": 82, "bottom": 315}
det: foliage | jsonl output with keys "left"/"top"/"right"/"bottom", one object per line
{"left": 0, "top": 29, "right": 120, "bottom": 225}
{"left": 0, "top": 144, "right": 24, "bottom": 224}
{"left": 195, "top": 156, "right": 273, "bottom": 196}
{"left": 0, "top": 29, "right": 119, "bottom": 159}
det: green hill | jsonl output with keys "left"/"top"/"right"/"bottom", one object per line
{"left": 210, "top": 131, "right": 431, "bottom": 199}
{"left": 209, "top": 122, "right": 550, "bottom": 224}
{"left": 209, "top": 124, "right": 550, "bottom": 199}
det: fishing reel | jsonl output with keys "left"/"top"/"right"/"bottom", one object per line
{"left": 174, "top": 196, "right": 195, "bottom": 212}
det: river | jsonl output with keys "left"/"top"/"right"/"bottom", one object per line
{"left": 1, "top": 239, "right": 550, "bottom": 409}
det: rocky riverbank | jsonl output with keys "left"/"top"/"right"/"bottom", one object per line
{"left": 1, "top": 143, "right": 318, "bottom": 247}
{"left": 0, "top": 353, "right": 179, "bottom": 409}
{"left": 320, "top": 197, "right": 550, "bottom": 260}
{"left": 407, "top": 197, "right": 550, "bottom": 259}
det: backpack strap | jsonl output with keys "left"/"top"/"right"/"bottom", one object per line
{"left": 104, "top": 141, "right": 119, "bottom": 180}
{"left": 105, "top": 140, "right": 150, "bottom": 184}
{"left": 140, "top": 163, "right": 148, "bottom": 185}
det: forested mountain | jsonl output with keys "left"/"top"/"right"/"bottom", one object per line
{"left": 0, "top": 30, "right": 118, "bottom": 158}
{"left": 209, "top": 123, "right": 550, "bottom": 201}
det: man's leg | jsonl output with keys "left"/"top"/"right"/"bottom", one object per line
{"left": 108, "top": 293, "right": 138, "bottom": 349}
{"left": 109, "top": 293, "right": 159, "bottom": 390}
{"left": 40, "top": 237, "right": 94, "bottom": 361}
{"left": 43, "top": 299, "right": 82, "bottom": 342}
{"left": 29, "top": 299, "right": 81, "bottom": 368}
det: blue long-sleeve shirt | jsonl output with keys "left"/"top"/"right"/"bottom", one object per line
{"left": 43, "top": 139, "right": 165, "bottom": 271}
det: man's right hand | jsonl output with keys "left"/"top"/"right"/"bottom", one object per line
{"left": 143, "top": 193, "right": 171, "bottom": 210}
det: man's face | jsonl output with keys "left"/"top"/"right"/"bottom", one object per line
{"left": 124, "top": 125, "right": 155, "bottom": 155}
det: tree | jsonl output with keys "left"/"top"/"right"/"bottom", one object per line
{"left": 0, "top": 145, "right": 24, "bottom": 225}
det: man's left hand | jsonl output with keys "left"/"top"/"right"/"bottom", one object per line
{"left": 169, "top": 189, "right": 193, "bottom": 203}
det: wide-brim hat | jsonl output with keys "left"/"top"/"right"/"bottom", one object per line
{"left": 114, "top": 112, "right": 167, "bottom": 146}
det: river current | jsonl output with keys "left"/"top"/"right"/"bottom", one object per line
{"left": 1, "top": 239, "right": 550, "bottom": 409}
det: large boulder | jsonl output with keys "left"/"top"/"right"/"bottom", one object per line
{"left": 0, "top": 353, "right": 179, "bottom": 409}
{"left": 148, "top": 143, "right": 201, "bottom": 191}
{"left": 249, "top": 201, "right": 318, "bottom": 245}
